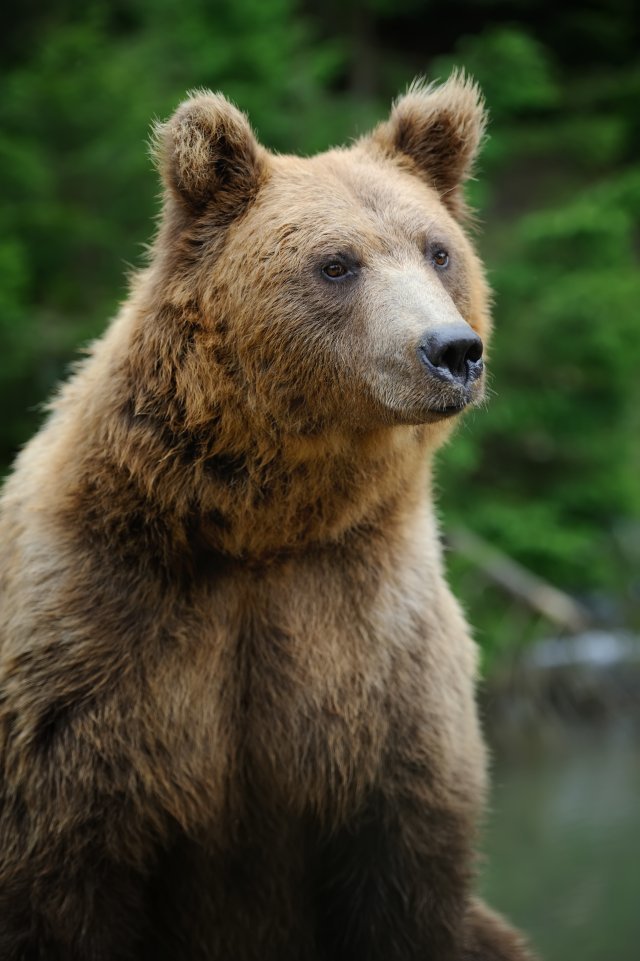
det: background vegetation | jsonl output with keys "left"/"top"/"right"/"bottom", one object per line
{"left": 1, "top": 0, "right": 639, "bottom": 662}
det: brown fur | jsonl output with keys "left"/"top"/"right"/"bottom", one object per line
{"left": 0, "top": 74, "right": 536, "bottom": 959}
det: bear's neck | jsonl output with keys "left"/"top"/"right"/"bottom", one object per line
{"left": 60, "top": 405, "right": 433, "bottom": 573}
{"left": 192, "top": 425, "right": 433, "bottom": 559}
{"left": 81, "top": 409, "right": 432, "bottom": 565}
{"left": 53, "top": 301, "right": 436, "bottom": 568}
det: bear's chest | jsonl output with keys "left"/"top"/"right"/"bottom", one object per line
{"left": 154, "top": 548, "right": 483, "bottom": 821}
{"left": 163, "top": 554, "right": 484, "bottom": 827}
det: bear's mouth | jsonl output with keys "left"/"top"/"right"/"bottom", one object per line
{"left": 438, "top": 402, "right": 468, "bottom": 417}
{"left": 425, "top": 398, "right": 471, "bottom": 421}
{"left": 422, "top": 378, "right": 484, "bottom": 421}
{"left": 370, "top": 349, "right": 484, "bottom": 425}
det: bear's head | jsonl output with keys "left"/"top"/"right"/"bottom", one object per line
{"left": 148, "top": 74, "right": 490, "bottom": 444}
{"left": 106, "top": 76, "right": 491, "bottom": 555}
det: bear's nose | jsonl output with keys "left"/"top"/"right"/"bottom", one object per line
{"left": 419, "top": 324, "right": 484, "bottom": 386}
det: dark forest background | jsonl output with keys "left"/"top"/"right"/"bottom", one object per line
{"left": 1, "top": 0, "right": 639, "bottom": 664}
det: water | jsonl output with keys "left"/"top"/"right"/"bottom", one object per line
{"left": 480, "top": 725, "right": 640, "bottom": 960}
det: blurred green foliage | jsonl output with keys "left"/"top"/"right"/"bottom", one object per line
{"left": 1, "top": 0, "right": 638, "bottom": 661}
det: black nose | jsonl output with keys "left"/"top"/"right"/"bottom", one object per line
{"left": 419, "top": 324, "right": 484, "bottom": 385}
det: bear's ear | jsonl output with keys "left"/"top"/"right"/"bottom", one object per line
{"left": 153, "top": 91, "right": 266, "bottom": 213}
{"left": 368, "top": 72, "right": 487, "bottom": 220}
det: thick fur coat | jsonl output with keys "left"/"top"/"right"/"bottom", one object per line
{"left": 0, "top": 74, "right": 535, "bottom": 960}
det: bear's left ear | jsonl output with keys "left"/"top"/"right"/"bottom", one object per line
{"left": 153, "top": 91, "right": 266, "bottom": 215}
{"left": 368, "top": 72, "right": 487, "bottom": 220}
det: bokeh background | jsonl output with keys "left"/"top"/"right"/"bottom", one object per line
{"left": 1, "top": 1, "right": 639, "bottom": 958}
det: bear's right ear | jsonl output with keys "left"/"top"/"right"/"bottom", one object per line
{"left": 153, "top": 91, "right": 266, "bottom": 213}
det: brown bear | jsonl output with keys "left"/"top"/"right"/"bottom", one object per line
{"left": 0, "top": 74, "right": 535, "bottom": 960}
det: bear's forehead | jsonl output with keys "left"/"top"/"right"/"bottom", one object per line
{"left": 247, "top": 149, "right": 457, "bottom": 252}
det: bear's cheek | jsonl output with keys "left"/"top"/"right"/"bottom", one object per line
{"left": 217, "top": 297, "right": 350, "bottom": 427}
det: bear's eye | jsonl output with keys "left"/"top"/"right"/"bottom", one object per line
{"left": 322, "top": 262, "right": 349, "bottom": 280}
{"left": 432, "top": 249, "right": 449, "bottom": 269}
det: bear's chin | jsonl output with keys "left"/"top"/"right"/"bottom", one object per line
{"left": 395, "top": 404, "right": 470, "bottom": 428}
{"left": 371, "top": 381, "right": 484, "bottom": 429}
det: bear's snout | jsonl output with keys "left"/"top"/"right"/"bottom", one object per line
{"left": 418, "top": 323, "right": 484, "bottom": 389}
